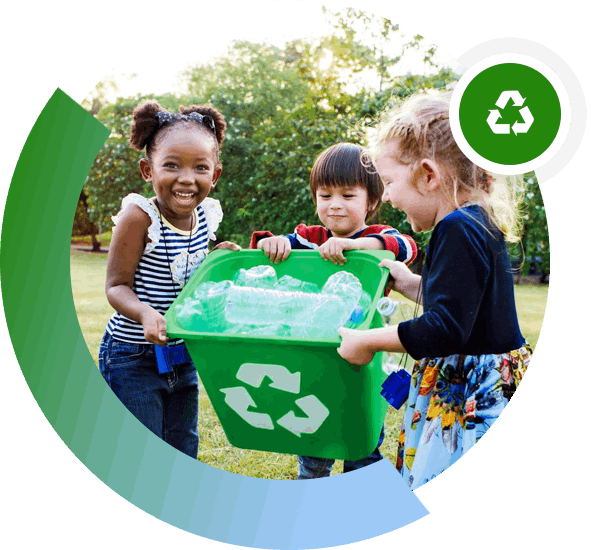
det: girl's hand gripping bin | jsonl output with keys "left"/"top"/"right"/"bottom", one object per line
{"left": 164, "top": 249, "right": 393, "bottom": 461}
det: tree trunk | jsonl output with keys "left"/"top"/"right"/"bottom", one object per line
{"left": 79, "top": 190, "right": 101, "bottom": 251}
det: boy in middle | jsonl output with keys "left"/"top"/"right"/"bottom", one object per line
{"left": 249, "top": 142, "right": 417, "bottom": 479}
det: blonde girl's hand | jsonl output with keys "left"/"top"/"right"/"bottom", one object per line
{"left": 257, "top": 236, "right": 292, "bottom": 263}
{"left": 337, "top": 327, "right": 376, "bottom": 365}
{"left": 380, "top": 260, "right": 421, "bottom": 301}
{"left": 140, "top": 308, "right": 169, "bottom": 346}
{"left": 212, "top": 241, "right": 242, "bottom": 252}
{"left": 318, "top": 237, "right": 352, "bottom": 265}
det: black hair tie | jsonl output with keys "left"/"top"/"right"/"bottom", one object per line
{"left": 154, "top": 111, "right": 216, "bottom": 138}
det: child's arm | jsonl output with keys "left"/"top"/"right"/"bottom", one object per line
{"left": 105, "top": 205, "right": 169, "bottom": 346}
{"left": 249, "top": 230, "right": 292, "bottom": 263}
{"left": 250, "top": 225, "right": 332, "bottom": 263}
{"left": 379, "top": 259, "right": 422, "bottom": 304}
{"left": 365, "top": 227, "right": 417, "bottom": 265}
{"left": 337, "top": 325, "right": 406, "bottom": 365}
{"left": 319, "top": 227, "right": 417, "bottom": 266}
{"left": 318, "top": 237, "right": 382, "bottom": 265}
{"left": 256, "top": 236, "right": 292, "bottom": 264}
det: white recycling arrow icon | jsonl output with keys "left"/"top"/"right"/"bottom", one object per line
{"left": 487, "top": 110, "right": 510, "bottom": 134}
{"left": 220, "top": 363, "right": 329, "bottom": 435}
{"left": 512, "top": 107, "right": 534, "bottom": 134}
{"left": 236, "top": 363, "right": 301, "bottom": 393}
{"left": 495, "top": 90, "right": 526, "bottom": 109}
{"left": 220, "top": 387, "right": 274, "bottom": 429}
{"left": 487, "top": 90, "right": 534, "bottom": 135}
{"left": 276, "top": 395, "right": 330, "bottom": 437}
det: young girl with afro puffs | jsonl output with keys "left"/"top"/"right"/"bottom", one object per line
{"left": 99, "top": 100, "right": 239, "bottom": 458}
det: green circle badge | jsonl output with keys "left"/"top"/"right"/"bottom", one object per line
{"left": 450, "top": 54, "right": 571, "bottom": 175}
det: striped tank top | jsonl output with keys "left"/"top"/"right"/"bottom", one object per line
{"left": 106, "top": 194, "right": 223, "bottom": 344}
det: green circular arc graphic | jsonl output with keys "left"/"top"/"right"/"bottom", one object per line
{"left": 0, "top": 89, "right": 427, "bottom": 549}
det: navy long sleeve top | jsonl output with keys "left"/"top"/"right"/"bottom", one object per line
{"left": 398, "top": 205, "right": 525, "bottom": 360}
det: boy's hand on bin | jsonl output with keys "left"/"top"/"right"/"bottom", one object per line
{"left": 318, "top": 237, "right": 353, "bottom": 265}
{"left": 257, "top": 236, "right": 291, "bottom": 264}
{"left": 337, "top": 327, "right": 376, "bottom": 365}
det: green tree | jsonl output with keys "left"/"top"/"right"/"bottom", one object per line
{"left": 81, "top": 94, "right": 184, "bottom": 238}
{"left": 180, "top": 38, "right": 366, "bottom": 244}
{"left": 78, "top": 8, "right": 463, "bottom": 264}
{"left": 517, "top": 172, "right": 549, "bottom": 283}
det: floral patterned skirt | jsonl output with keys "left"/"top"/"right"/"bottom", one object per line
{"left": 396, "top": 345, "right": 531, "bottom": 489}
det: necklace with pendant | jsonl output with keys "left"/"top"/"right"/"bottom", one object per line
{"left": 155, "top": 200, "right": 194, "bottom": 288}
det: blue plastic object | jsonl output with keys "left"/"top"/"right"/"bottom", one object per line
{"left": 348, "top": 306, "right": 364, "bottom": 325}
{"left": 155, "top": 342, "right": 192, "bottom": 374}
{"left": 380, "top": 369, "right": 411, "bottom": 409}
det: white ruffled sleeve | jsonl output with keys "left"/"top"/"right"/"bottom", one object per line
{"left": 200, "top": 197, "right": 223, "bottom": 241}
{"left": 111, "top": 193, "right": 161, "bottom": 255}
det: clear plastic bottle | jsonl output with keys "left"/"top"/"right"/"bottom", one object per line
{"left": 315, "top": 271, "right": 364, "bottom": 334}
{"left": 345, "top": 289, "right": 373, "bottom": 327}
{"left": 178, "top": 269, "right": 371, "bottom": 339}
{"left": 233, "top": 265, "right": 277, "bottom": 288}
{"left": 175, "top": 297, "right": 204, "bottom": 332}
{"left": 225, "top": 286, "right": 342, "bottom": 329}
{"left": 175, "top": 280, "right": 232, "bottom": 333}
{"left": 275, "top": 274, "right": 320, "bottom": 294}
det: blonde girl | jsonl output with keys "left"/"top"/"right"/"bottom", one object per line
{"left": 337, "top": 92, "right": 531, "bottom": 489}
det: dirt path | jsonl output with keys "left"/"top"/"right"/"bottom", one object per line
{"left": 70, "top": 244, "right": 109, "bottom": 253}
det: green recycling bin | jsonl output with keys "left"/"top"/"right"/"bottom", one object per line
{"left": 165, "top": 249, "right": 393, "bottom": 461}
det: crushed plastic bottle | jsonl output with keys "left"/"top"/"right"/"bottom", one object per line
{"left": 233, "top": 265, "right": 277, "bottom": 288}
{"left": 275, "top": 274, "right": 319, "bottom": 294}
{"left": 175, "top": 266, "right": 369, "bottom": 338}
{"left": 175, "top": 280, "right": 231, "bottom": 332}
{"left": 316, "top": 271, "right": 363, "bottom": 333}
{"left": 345, "top": 290, "right": 373, "bottom": 327}
{"left": 225, "top": 285, "right": 342, "bottom": 329}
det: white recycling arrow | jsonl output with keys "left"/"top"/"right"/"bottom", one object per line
{"left": 512, "top": 106, "right": 534, "bottom": 135}
{"left": 277, "top": 395, "right": 329, "bottom": 437}
{"left": 237, "top": 363, "right": 301, "bottom": 394}
{"left": 222, "top": 364, "right": 331, "bottom": 435}
{"left": 219, "top": 386, "right": 274, "bottom": 429}
{"left": 495, "top": 90, "right": 526, "bottom": 109}
{"left": 487, "top": 110, "right": 511, "bottom": 134}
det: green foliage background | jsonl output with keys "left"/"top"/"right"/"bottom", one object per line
{"left": 78, "top": 7, "right": 549, "bottom": 276}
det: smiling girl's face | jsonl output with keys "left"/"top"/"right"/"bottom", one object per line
{"left": 376, "top": 141, "right": 445, "bottom": 233}
{"left": 139, "top": 127, "right": 221, "bottom": 230}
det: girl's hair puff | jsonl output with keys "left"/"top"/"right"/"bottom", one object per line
{"left": 129, "top": 101, "right": 227, "bottom": 165}
{"left": 371, "top": 91, "right": 523, "bottom": 243}
{"left": 310, "top": 142, "right": 383, "bottom": 219}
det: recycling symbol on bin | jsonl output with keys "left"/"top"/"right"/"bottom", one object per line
{"left": 220, "top": 363, "right": 329, "bottom": 437}
{"left": 487, "top": 90, "right": 534, "bottom": 135}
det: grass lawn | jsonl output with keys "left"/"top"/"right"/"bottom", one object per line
{"left": 71, "top": 248, "right": 546, "bottom": 479}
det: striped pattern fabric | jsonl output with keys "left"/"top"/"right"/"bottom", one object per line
{"left": 106, "top": 202, "right": 210, "bottom": 344}
{"left": 250, "top": 224, "right": 418, "bottom": 266}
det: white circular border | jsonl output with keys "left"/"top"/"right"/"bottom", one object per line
{"left": 449, "top": 53, "right": 572, "bottom": 175}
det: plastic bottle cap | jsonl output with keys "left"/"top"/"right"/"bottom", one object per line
{"left": 349, "top": 306, "right": 364, "bottom": 324}
{"left": 377, "top": 297, "right": 396, "bottom": 316}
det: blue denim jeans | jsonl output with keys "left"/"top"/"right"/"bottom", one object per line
{"left": 98, "top": 332, "right": 199, "bottom": 458}
{"left": 297, "top": 426, "right": 386, "bottom": 479}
